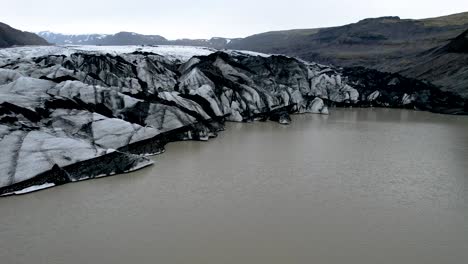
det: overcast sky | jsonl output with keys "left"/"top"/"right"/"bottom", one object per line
{"left": 2, "top": 0, "right": 468, "bottom": 39}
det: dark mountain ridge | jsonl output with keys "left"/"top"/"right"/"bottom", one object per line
{"left": 443, "top": 29, "right": 468, "bottom": 53}
{"left": 225, "top": 12, "right": 468, "bottom": 98}
{"left": 0, "top": 22, "right": 49, "bottom": 47}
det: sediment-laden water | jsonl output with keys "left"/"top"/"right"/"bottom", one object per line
{"left": 1, "top": 108, "right": 467, "bottom": 264}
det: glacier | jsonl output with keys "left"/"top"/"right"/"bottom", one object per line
{"left": 0, "top": 45, "right": 465, "bottom": 196}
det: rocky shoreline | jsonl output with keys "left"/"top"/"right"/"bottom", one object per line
{"left": 0, "top": 46, "right": 466, "bottom": 196}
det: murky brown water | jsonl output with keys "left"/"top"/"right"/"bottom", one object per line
{"left": 1, "top": 108, "right": 467, "bottom": 264}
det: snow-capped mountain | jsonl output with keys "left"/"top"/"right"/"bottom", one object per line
{"left": 37, "top": 31, "right": 168, "bottom": 45}
{"left": 37, "top": 31, "right": 109, "bottom": 45}
{"left": 171, "top": 37, "right": 239, "bottom": 49}
{"left": 37, "top": 31, "right": 237, "bottom": 49}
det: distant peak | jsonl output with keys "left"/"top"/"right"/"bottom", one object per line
{"left": 358, "top": 16, "right": 401, "bottom": 23}
{"left": 38, "top": 30, "right": 56, "bottom": 35}
{"left": 115, "top": 31, "right": 138, "bottom": 35}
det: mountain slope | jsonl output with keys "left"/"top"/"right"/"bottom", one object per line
{"left": 397, "top": 29, "right": 468, "bottom": 98}
{"left": 226, "top": 12, "right": 468, "bottom": 97}
{"left": 443, "top": 28, "right": 468, "bottom": 53}
{"left": 0, "top": 22, "right": 49, "bottom": 48}
{"left": 227, "top": 13, "right": 468, "bottom": 67}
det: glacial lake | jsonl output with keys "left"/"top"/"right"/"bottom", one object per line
{"left": 0, "top": 108, "right": 467, "bottom": 264}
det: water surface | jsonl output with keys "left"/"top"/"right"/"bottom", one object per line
{"left": 1, "top": 108, "right": 467, "bottom": 264}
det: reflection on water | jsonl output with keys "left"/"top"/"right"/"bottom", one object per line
{"left": 0, "top": 108, "right": 467, "bottom": 264}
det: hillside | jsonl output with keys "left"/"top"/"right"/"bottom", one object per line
{"left": 442, "top": 28, "right": 468, "bottom": 53}
{"left": 227, "top": 13, "right": 468, "bottom": 66}
{"left": 226, "top": 12, "right": 468, "bottom": 97}
{"left": 0, "top": 22, "right": 49, "bottom": 47}
{"left": 397, "top": 29, "right": 468, "bottom": 98}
